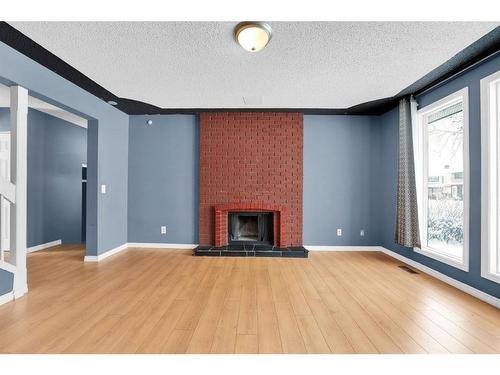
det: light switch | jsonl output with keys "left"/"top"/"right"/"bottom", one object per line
{"left": 100, "top": 184, "right": 106, "bottom": 194}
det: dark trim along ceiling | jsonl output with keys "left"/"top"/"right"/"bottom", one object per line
{"left": 1, "top": 22, "right": 499, "bottom": 116}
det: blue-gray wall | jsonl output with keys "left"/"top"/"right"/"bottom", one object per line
{"left": 128, "top": 115, "right": 198, "bottom": 244}
{"left": 0, "top": 268, "right": 13, "bottom": 295}
{"left": 304, "top": 115, "right": 379, "bottom": 245}
{"left": 375, "top": 53, "right": 500, "bottom": 298}
{"left": 0, "top": 108, "right": 87, "bottom": 247}
{"left": 0, "top": 41, "right": 129, "bottom": 258}
{"left": 0, "top": 108, "right": 8, "bottom": 129}
{"left": 29, "top": 110, "right": 86, "bottom": 246}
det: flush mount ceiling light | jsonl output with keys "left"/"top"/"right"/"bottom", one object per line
{"left": 234, "top": 22, "right": 272, "bottom": 52}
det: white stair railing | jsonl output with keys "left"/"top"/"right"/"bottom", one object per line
{"left": 1, "top": 85, "right": 28, "bottom": 299}
{"left": 0, "top": 176, "right": 15, "bottom": 264}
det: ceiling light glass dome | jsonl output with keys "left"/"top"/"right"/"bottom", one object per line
{"left": 234, "top": 22, "right": 272, "bottom": 52}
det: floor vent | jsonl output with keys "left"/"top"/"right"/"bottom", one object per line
{"left": 399, "top": 265, "right": 419, "bottom": 274}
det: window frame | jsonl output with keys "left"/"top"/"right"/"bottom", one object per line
{"left": 415, "top": 87, "right": 470, "bottom": 271}
{"left": 480, "top": 70, "right": 500, "bottom": 284}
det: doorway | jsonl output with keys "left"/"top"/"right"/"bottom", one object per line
{"left": 0, "top": 83, "right": 88, "bottom": 254}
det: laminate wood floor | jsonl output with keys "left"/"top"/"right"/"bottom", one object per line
{"left": 0, "top": 245, "right": 499, "bottom": 354}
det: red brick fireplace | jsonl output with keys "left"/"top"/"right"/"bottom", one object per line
{"left": 199, "top": 112, "right": 303, "bottom": 247}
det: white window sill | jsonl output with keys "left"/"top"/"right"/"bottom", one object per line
{"left": 414, "top": 246, "right": 469, "bottom": 272}
{"left": 481, "top": 270, "right": 500, "bottom": 284}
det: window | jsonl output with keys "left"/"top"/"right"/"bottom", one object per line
{"left": 481, "top": 70, "right": 500, "bottom": 284}
{"left": 415, "top": 88, "right": 469, "bottom": 271}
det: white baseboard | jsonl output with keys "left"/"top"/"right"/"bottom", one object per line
{"left": 305, "top": 245, "right": 383, "bottom": 252}
{"left": 27, "top": 239, "right": 62, "bottom": 253}
{"left": 13, "top": 284, "right": 28, "bottom": 299}
{"left": 127, "top": 242, "right": 198, "bottom": 249}
{"left": 84, "top": 243, "right": 128, "bottom": 262}
{"left": 0, "top": 291, "right": 14, "bottom": 306}
{"left": 380, "top": 247, "right": 500, "bottom": 309}
{"left": 83, "top": 242, "right": 197, "bottom": 262}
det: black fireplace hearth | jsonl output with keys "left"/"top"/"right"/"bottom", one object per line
{"left": 193, "top": 244, "right": 308, "bottom": 258}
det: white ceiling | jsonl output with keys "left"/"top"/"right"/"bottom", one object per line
{"left": 0, "top": 84, "right": 88, "bottom": 128}
{"left": 10, "top": 22, "right": 499, "bottom": 109}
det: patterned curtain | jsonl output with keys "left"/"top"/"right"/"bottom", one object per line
{"left": 395, "top": 97, "right": 421, "bottom": 248}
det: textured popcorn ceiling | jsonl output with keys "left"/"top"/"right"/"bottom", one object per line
{"left": 10, "top": 22, "right": 499, "bottom": 109}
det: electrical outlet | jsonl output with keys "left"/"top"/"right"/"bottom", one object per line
{"left": 360, "top": 229, "right": 365, "bottom": 237}
{"left": 337, "top": 228, "right": 342, "bottom": 236}
{"left": 161, "top": 226, "right": 167, "bottom": 235}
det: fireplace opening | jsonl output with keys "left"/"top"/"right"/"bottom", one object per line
{"left": 228, "top": 212, "right": 273, "bottom": 245}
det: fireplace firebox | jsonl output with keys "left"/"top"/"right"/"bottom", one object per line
{"left": 228, "top": 212, "right": 273, "bottom": 245}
